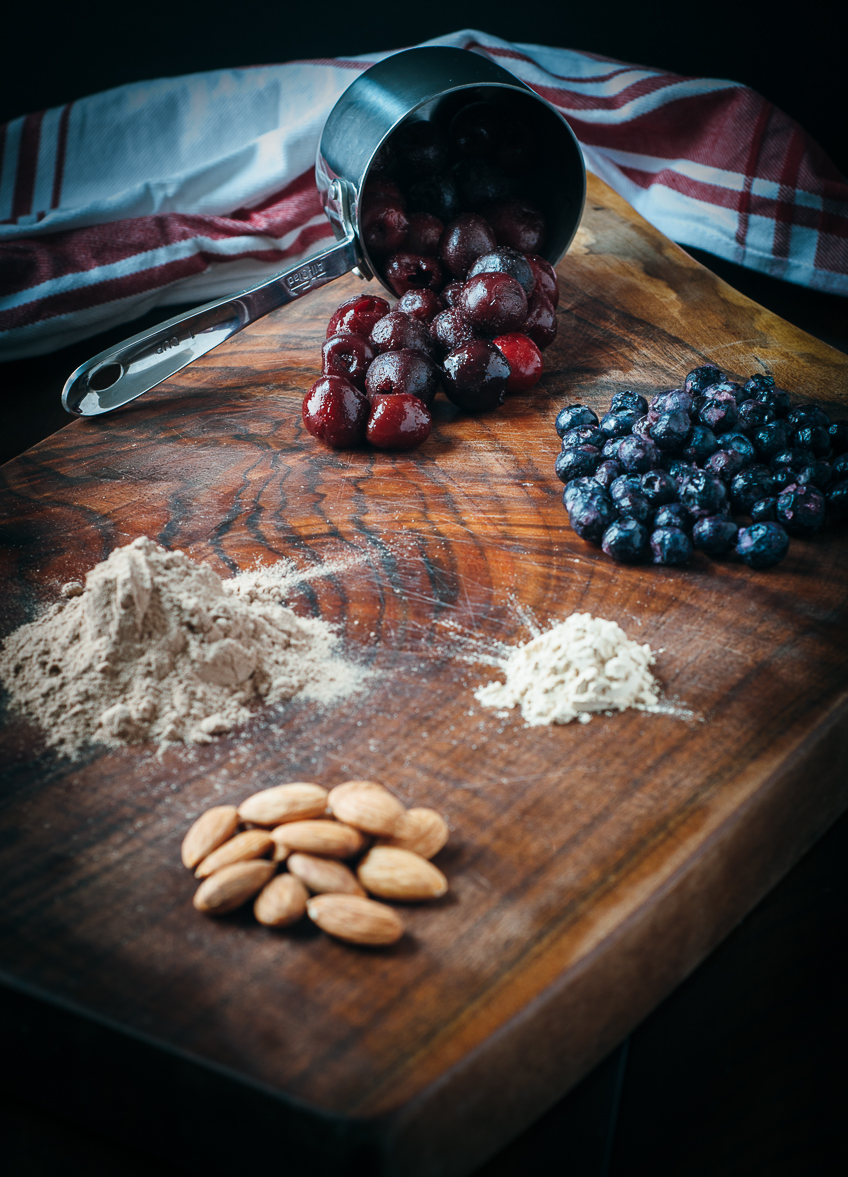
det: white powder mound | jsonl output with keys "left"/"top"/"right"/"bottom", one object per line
{"left": 474, "top": 612, "right": 659, "bottom": 726}
{"left": 0, "top": 537, "right": 365, "bottom": 758}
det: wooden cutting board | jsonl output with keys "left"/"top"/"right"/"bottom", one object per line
{"left": 1, "top": 174, "right": 847, "bottom": 1177}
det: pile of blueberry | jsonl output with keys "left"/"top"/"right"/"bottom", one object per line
{"left": 302, "top": 249, "right": 558, "bottom": 451}
{"left": 555, "top": 367, "right": 848, "bottom": 570}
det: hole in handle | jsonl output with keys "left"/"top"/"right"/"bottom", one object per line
{"left": 88, "top": 363, "right": 123, "bottom": 392}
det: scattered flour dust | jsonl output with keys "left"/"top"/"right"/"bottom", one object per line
{"left": 0, "top": 536, "right": 367, "bottom": 759}
{"left": 474, "top": 612, "right": 660, "bottom": 726}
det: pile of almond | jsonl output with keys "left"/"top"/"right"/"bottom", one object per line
{"left": 180, "top": 780, "right": 449, "bottom": 946}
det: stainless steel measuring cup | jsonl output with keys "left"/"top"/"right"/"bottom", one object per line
{"left": 62, "top": 46, "right": 586, "bottom": 417}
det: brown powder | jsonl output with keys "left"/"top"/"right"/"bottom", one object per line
{"left": 0, "top": 536, "right": 366, "bottom": 758}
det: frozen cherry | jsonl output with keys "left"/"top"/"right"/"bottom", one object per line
{"left": 404, "top": 212, "right": 444, "bottom": 256}
{"left": 442, "top": 281, "right": 465, "bottom": 308}
{"left": 449, "top": 102, "right": 500, "bottom": 156}
{"left": 395, "top": 120, "right": 448, "bottom": 176}
{"left": 383, "top": 252, "right": 444, "bottom": 296}
{"left": 431, "top": 308, "right": 477, "bottom": 358}
{"left": 496, "top": 116, "right": 539, "bottom": 174}
{"left": 364, "top": 349, "right": 440, "bottom": 407}
{"left": 321, "top": 332, "right": 375, "bottom": 391}
{"left": 407, "top": 174, "right": 460, "bottom": 223}
{"left": 492, "top": 332, "right": 543, "bottom": 392}
{"left": 302, "top": 376, "right": 368, "bottom": 449}
{"left": 523, "top": 290, "right": 556, "bottom": 349}
{"left": 362, "top": 176, "right": 405, "bottom": 205}
{"left": 485, "top": 197, "right": 546, "bottom": 253}
{"left": 469, "top": 248, "right": 536, "bottom": 297}
{"left": 369, "top": 311, "right": 433, "bottom": 357}
{"left": 361, "top": 197, "right": 408, "bottom": 255}
{"left": 524, "top": 254, "right": 559, "bottom": 307}
{"left": 442, "top": 341, "right": 509, "bottom": 411}
{"left": 366, "top": 393, "right": 432, "bottom": 450}
{"left": 439, "top": 214, "right": 497, "bottom": 279}
{"left": 460, "top": 272, "right": 528, "bottom": 336}
{"left": 327, "top": 295, "right": 391, "bottom": 339}
{"left": 396, "top": 289, "right": 443, "bottom": 323}
{"left": 452, "top": 158, "right": 509, "bottom": 211}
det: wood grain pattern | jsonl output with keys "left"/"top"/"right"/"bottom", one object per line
{"left": 1, "top": 174, "right": 847, "bottom": 1177}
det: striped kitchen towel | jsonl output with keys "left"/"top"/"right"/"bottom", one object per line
{"left": 1, "top": 28, "right": 846, "bottom": 359}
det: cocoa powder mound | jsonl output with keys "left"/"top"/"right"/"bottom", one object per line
{"left": 0, "top": 537, "right": 365, "bottom": 758}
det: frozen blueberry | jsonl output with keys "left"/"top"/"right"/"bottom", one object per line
{"left": 832, "top": 453, "right": 848, "bottom": 481}
{"left": 729, "top": 465, "right": 774, "bottom": 513}
{"left": 698, "top": 390, "right": 738, "bottom": 434}
{"left": 611, "top": 390, "right": 649, "bottom": 415}
{"left": 736, "top": 522, "right": 789, "bottom": 569}
{"left": 654, "top": 503, "right": 691, "bottom": 532}
{"left": 650, "top": 527, "right": 693, "bottom": 565}
{"left": 720, "top": 432, "right": 757, "bottom": 465}
{"left": 602, "top": 438, "right": 626, "bottom": 461}
{"left": 640, "top": 468, "right": 679, "bottom": 506}
{"left": 650, "top": 388, "right": 694, "bottom": 416}
{"left": 595, "top": 459, "right": 625, "bottom": 489}
{"left": 792, "top": 423, "right": 832, "bottom": 458}
{"left": 826, "top": 480, "right": 848, "bottom": 519}
{"left": 752, "top": 419, "right": 793, "bottom": 461}
{"left": 787, "top": 404, "right": 830, "bottom": 430}
{"left": 796, "top": 460, "right": 835, "bottom": 493}
{"left": 600, "top": 408, "right": 641, "bottom": 439}
{"left": 750, "top": 496, "right": 778, "bottom": 522}
{"left": 704, "top": 378, "right": 746, "bottom": 406}
{"left": 775, "top": 483, "right": 826, "bottom": 536}
{"left": 692, "top": 515, "right": 739, "bottom": 556}
{"left": 649, "top": 409, "right": 691, "bottom": 452}
{"left": 770, "top": 447, "right": 816, "bottom": 477}
{"left": 742, "top": 373, "right": 774, "bottom": 396}
{"left": 610, "top": 476, "right": 652, "bottom": 523}
{"left": 679, "top": 470, "right": 728, "bottom": 518}
{"left": 555, "top": 444, "right": 602, "bottom": 483}
{"left": 666, "top": 459, "right": 698, "bottom": 484}
{"left": 561, "top": 424, "right": 605, "bottom": 450}
{"left": 562, "top": 476, "right": 597, "bottom": 512}
{"left": 705, "top": 449, "right": 747, "bottom": 483}
{"left": 685, "top": 365, "right": 726, "bottom": 395}
{"left": 617, "top": 435, "right": 662, "bottom": 473}
{"left": 602, "top": 518, "right": 648, "bottom": 563}
{"left": 827, "top": 421, "right": 848, "bottom": 455}
{"left": 750, "top": 385, "right": 791, "bottom": 418}
{"left": 736, "top": 399, "right": 775, "bottom": 434}
{"left": 555, "top": 404, "right": 599, "bottom": 437}
{"left": 630, "top": 415, "right": 653, "bottom": 441}
{"left": 566, "top": 485, "right": 619, "bottom": 545}
{"left": 680, "top": 425, "right": 719, "bottom": 465}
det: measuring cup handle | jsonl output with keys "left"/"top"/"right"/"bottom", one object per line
{"left": 61, "top": 232, "right": 360, "bottom": 418}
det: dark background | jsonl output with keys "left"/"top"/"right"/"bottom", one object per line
{"left": 2, "top": 4, "right": 847, "bottom": 1173}
{"left": 2, "top": 0, "right": 846, "bottom": 178}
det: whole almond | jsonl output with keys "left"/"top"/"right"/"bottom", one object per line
{"left": 181, "top": 805, "right": 239, "bottom": 869}
{"left": 194, "top": 860, "right": 276, "bottom": 915}
{"left": 270, "top": 820, "right": 365, "bottom": 860}
{"left": 195, "top": 828, "right": 274, "bottom": 878}
{"left": 306, "top": 894, "right": 404, "bottom": 946}
{"left": 253, "top": 873, "right": 309, "bottom": 927}
{"left": 377, "top": 807, "right": 448, "bottom": 859}
{"left": 357, "top": 846, "right": 448, "bottom": 901}
{"left": 238, "top": 783, "right": 328, "bottom": 826}
{"left": 287, "top": 853, "right": 365, "bottom": 897}
{"left": 326, "top": 781, "right": 405, "bottom": 836}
